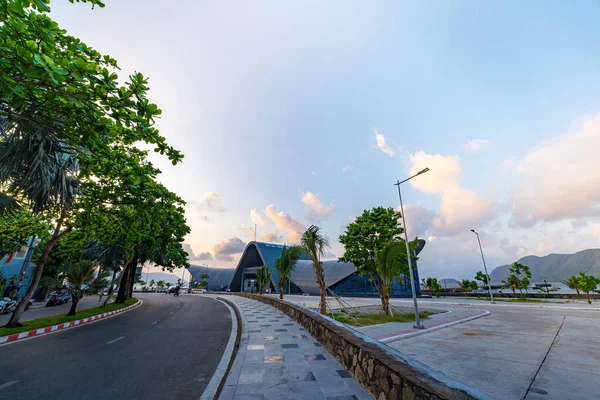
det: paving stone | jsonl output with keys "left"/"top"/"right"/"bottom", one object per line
{"left": 265, "top": 355, "right": 285, "bottom": 363}
{"left": 274, "top": 329, "right": 287, "bottom": 332}
{"left": 336, "top": 370, "right": 351, "bottom": 378}
{"left": 281, "top": 344, "right": 299, "bottom": 349}
{"left": 234, "top": 383, "right": 264, "bottom": 395}
{"left": 305, "top": 354, "right": 326, "bottom": 361}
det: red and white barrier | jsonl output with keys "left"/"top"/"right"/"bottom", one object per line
{"left": 0, "top": 300, "right": 142, "bottom": 345}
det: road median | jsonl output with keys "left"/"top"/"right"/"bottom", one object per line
{"left": 0, "top": 297, "right": 141, "bottom": 345}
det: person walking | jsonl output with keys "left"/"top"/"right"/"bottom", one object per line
{"left": 98, "top": 288, "right": 104, "bottom": 302}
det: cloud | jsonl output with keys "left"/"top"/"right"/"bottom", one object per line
{"left": 311, "top": 170, "right": 317, "bottom": 176}
{"left": 301, "top": 191, "right": 334, "bottom": 219}
{"left": 506, "top": 114, "right": 600, "bottom": 226}
{"left": 199, "top": 215, "right": 213, "bottom": 224}
{"left": 215, "top": 254, "right": 235, "bottom": 262}
{"left": 264, "top": 204, "right": 306, "bottom": 243}
{"left": 183, "top": 243, "right": 213, "bottom": 262}
{"left": 262, "top": 231, "right": 283, "bottom": 243}
{"left": 214, "top": 237, "right": 246, "bottom": 261}
{"left": 200, "top": 192, "right": 225, "bottom": 212}
{"left": 406, "top": 151, "right": 494, "bottom": 235}
{"left": 593, "top": 224, "right": 600, "bottom": 243}
{"left": 465, "top": 139, "right": 491, "bottom": 153}
{"left": 250, "top": 209, "right": 265, "bottom": 226}
{"left": 342, "top": 164, "right": 353, "bottom": 173}
{"left": 372, "top": 128, "right": 394, "bottom": 156}
{"left": 239, "top": 225, "right": 255, "bottom": 240}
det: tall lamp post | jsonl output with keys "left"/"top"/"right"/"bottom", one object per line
{"left": 471, "top": 229, "right": 494, "bottom": 304}
{"left": 395, "top": 167, "right": 429, "bottom": 329}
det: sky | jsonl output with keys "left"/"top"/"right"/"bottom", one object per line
{"left": 49, "top": 0, "right": 600, "bottom": 281}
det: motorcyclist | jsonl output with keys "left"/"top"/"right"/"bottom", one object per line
{"left": 174, "top": 285, "right": 180, "bottom": 296}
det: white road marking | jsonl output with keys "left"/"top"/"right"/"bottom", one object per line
{"left": 170, "top": 312, "right": 174, "bottom": 314}
{"left": 106, "top": 336, "right": 125, "bottom": 345}
{"left": 0, "top": 381, "right": 19, "bottom": 390}
{"left": 152, "top": 320, "right": 160, "bottom": 324}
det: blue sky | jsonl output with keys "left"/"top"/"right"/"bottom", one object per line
{"left": 50, "top": 1, "right": 600, "bottom": 280}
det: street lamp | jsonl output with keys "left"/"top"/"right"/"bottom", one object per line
{"left": 471, "top": 229, "right": 494, "bottom": 304}
{"left": 394, "top": 167, "right": 429, "bottom": 329}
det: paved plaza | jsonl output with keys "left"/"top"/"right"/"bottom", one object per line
{"left": 219, "top": 296, "right": 372, "bottom": 400}
{"left": 280, "top": 294, "right": 600, "bottom": 400}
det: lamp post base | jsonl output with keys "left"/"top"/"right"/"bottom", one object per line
{"left": 413, "top": 323, "right": 425, "bottom": 330}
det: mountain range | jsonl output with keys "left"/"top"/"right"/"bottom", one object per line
{"left": 490, "top": 248, "right": 600, "bottom": 282}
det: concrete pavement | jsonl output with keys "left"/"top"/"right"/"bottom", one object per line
{"left": 0, "top": 293, "right": 232, "bottom": 400}
{"left": 281, "top": 294, "right": 600, "bottom": 400}
{"left": 220, "top": 296, "right": 372, "bottom": 400}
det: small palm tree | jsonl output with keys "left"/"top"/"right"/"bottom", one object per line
{"left": 274, "top": 245, "right": 303, "bottom": 299}
{"left": 255, "top": 264, "right": 271, "bottom": 295}
{"left": 301, "top": 225, "right": 331, "bottom": 314}
{"left": 166, "top": 282, "right": 173, "bottom": 289}
{"left": 459, "top": 279, "right": 472, "bottom": 294}
{"left": 375, "top": 241, "right": 410, "bottom": 316}
{"left": 562, "top": 275, "right": 581, "bottom": 297}
{"left": 43, "top": 260, "right": 109, "bottom": 316}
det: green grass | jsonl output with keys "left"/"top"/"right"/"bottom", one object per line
{"left": 330, "top": 311, "right": 435, "bottom": 326}
{"left": 0, "top": 297, "right": 138, "bottom": 336}
{"left": 475, "top": 296, "right": 563, "bottom": 304}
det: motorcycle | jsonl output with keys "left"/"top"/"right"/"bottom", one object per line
{"left": 45, "top": 292, "right": 70, "bottom": 307}
{"left": 0, "top": 297, "right": 17, "bottom": 314}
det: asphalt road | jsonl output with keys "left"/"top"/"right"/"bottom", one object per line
{"left": 0, "top": 293, "right": 232, "bottom": 400}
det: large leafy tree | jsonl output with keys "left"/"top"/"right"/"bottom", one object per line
{"left": 301, "top": 225, "right": 331, "bottom": 314}
{"left": 339, "top": 207, "right": 404, "bottom": 313}
{"left": 274, "top": 245, "right": 302, "bottom": 299}
{"left": 1, "top": 0, "right": 188, "bottom": 327}
{"left": 576, "top": 272, "right": 599, "bottom": 304}
{"left": 0, "top": 210, "right": 50, "bottom": 258}
{"left": 508, "top": 262, "right": 532, "bottom": 297}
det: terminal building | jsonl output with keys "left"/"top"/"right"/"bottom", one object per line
{"left": 192, "top": 241, "right": 425, "bottom": 297}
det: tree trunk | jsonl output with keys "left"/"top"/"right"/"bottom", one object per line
{"left": 374, "top": 279, "right": 391, "bottom": 316}
{"left": 67, "top": 299, "right": 78, "bottom": 316}
{"left": 126, "top": 260, "right": 138, "bottom": 298}
{"left": 279, "top": 283, "right": 284, "bottom": 300}
{"left": 373, "top": 276, "right": 388, "bottom": 314}
{"left": 5, "top": 210, "right": 70, "bottom": 328}
{"left": 115, "top": 260, "right": 133, "bottom": 304}
{"left": 315, "top": 263, "right": 327, "bottom": 314}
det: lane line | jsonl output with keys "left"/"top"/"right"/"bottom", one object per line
{"left": 106, "top": 336, "right": 125, "bottom": 345}
{"left": 0, "top": 381, "right": 19, "bottom": 390}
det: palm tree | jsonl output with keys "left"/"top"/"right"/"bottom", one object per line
{"left": 255, "top": 264, "right": 271, "bottom": 295}
{"left": 42, "top": 259, "right": 109, "bottom": 316}
{"left": 562, "top": 275, "right": 581, "bottom": 297}
{"left": 166, "top": 282, "right": 173, "bottom": 289}
{"left": 1, "top": 123, "right": 81, "bottom": 327}
{"left": 301, "top": 225, "right": 331, "bottom": 314}
{"left": 274, "top": 245, "right": 303, "bottom": 299}
{"left": 375, "top": 241, "right": 409, "bottom": 316}
{"left": 150, "top": 279, "right": 156, "bottom": 289}
{"left": 459, "top": 279, "right": 472, "bottom": 294}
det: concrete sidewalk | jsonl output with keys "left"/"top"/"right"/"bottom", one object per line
{"left": 355, "top": 308, "right": 489, "bottom": 342}
{"left": 220, "top": 296, "right": 372, "bottom": 400}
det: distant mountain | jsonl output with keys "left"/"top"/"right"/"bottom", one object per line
{"left": 490, "top": 249, "right": 600, "bottom": 282}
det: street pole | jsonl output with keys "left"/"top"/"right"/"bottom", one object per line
{"left": 145, "top": 264, "right": 150, "bottom": 286}
{"left": 471, "top": 230, "right": 494, "bottom": 304}
{"left": 394, "top": 167, "right": 429, "bottom": 329}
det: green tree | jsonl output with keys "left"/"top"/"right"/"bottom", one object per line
{"left": 375, "top": 241, "right": 411, "bottom": 316}
{"left": 508, "top": 262, "right": 532, "bottom": 297}
{"left": 165, "top": 282, "right": 172, "bottom": 289}
{"left": 302, "top": 225, "right": 331, "bottom": 314}
{"left": 475, "top": 271, "right": 490, "bottom": 288}
{"left": 42, "top": 259, "right": 109, "bottom": 316}
{"left": 255, "top": 264, "right": 271, "bottom": 295}
{"left": 149, "top": 279, "right": 155, "bottom": 289}
{"left": 425, "top": 277, "right": 441, "bottom": 298}
{"left": 0, "top": 210, "right": 50, "bottom": 259}
{"left": 339, "top": 207, "right": 404, "bottom": 315}
{"left": 157, "top": 280, "right": 166, "bottom": 288}
{"left": 562, "top": 275, "right": 581, "bottom": 297}
{"left": 459, "top": 279, "right": 473, "bottom": 293}
{"left": 274, "top": 245, "right": 302, "bottom": 300}
{"left": 502, "top": 274, "right": 519, "bottom": 296}
{"left": 577, "top": 272, "right": 599, "bottom": 304}
{"left": 1, "top": 0, "right": 186, "bottom": 326}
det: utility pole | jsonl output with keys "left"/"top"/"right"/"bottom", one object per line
{"left": 254, "top": 224, "right": 257, "bottom": 242}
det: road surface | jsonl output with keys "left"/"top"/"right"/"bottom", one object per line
{"left": 0, "top": 293, "right": 231, "bottom": 400}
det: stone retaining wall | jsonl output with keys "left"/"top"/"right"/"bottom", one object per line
{"left": 235, "top": 293, "right": 491, "bottom": 400}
